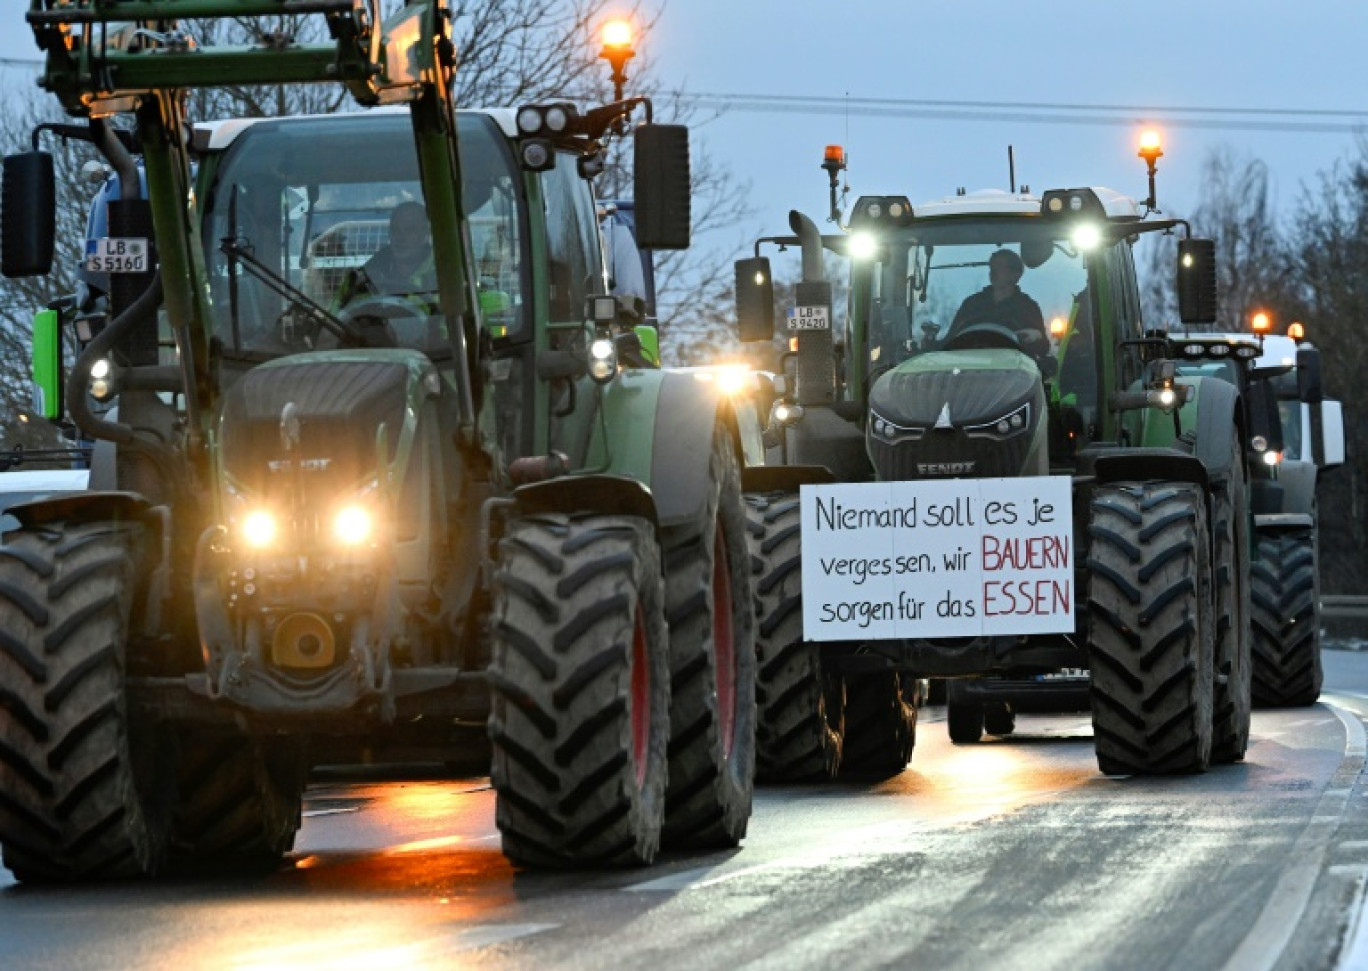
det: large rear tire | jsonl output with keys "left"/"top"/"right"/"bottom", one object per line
{"left": 661, "top": 428, "right": 756, "bottom": 848}
{"left": 839, "top": 671, "right": 917, "bottom": 778}
{"left": 0, "top": 522, "right": 174, "bottom": 882}
{"left": 1211, "top": 444, "right": 1253, "bottom": 763}
{"left": 1087, "top": 483, "right": 1215, "bottom": 775}
{"left": 489, "top": 514, "right": 669, "bottom": 867}
{"left": 171, "top": 733, "right": 306, "bottom": 872}
{"left": 745, "top": 493, "right": 844, "bottom": 782}
{"left": 1250, "top": 527, "right": 1322, "bottom": 707}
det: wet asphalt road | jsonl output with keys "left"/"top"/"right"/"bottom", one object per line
{"left": 7, "top": 653, "right": 1368, "bottom": 970}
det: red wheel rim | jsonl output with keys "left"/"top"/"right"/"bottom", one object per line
{"left": 631, "top": 605, "right": 650, "bottom": 790}
{"left": 712, "top": 524, "right": 738, "bottom": 761}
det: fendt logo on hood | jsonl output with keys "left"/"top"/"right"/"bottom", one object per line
{"left": 918, "top": 461, "right": 976, "bottom": 475}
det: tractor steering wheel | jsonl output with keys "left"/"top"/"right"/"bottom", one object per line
{"left": 939, "top": 322, "right": 1025, "bottom": 352}
{"left": 332, "top": 295, "right": 430, "bottom": 349}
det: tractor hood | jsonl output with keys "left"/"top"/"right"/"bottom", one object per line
{"left": 217, "top": 349, "right": 434, "bottom": 504}
{"left": 868, "top": 349, "right": 1039, "bottom": 428}
{"left": 866, "top": 349, "right": 1047, "bottom": 480}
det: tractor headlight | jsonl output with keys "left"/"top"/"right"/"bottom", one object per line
{"left": 241, "top": 509, "right": 278, "bottom": 549}
{"left": 588, "top": 338, "right": 618, "bottom": 382}
{"left": 964, "top": 403, "right": 1031, "bottom": 441}
{"left": 1263, "top": 450, "right": 1282, "bottom": 467}
{"left": 848, "top": 232, "right": 878, "bottom": 261}
{"left": 89, "top": 357, "right": 116, "bottom": 401}
{"left": 869, "top": 409, "right": 925, "bottom": 444}
{"left": 333, "top": 505, "right": 374, "bottom": 546}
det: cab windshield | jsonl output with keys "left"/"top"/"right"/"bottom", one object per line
{"left": 203, "top": 112, "right": 527, "bottom": 361}
{"left": 862, "top": 220, "right": 1090, "bottom": 367}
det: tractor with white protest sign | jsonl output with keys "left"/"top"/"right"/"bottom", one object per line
{"left": 736, "top": 132, "right": 1257, "bottom": 776}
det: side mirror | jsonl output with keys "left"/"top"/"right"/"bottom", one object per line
{"left": 633, "top": 124, "right": 690, "bottom": 250}
{"left": 735, "top": 256, "right": 774, "bottom": 342}
{"left": 1176, "top": 238, "right": 1217, "bottom": 326}
{"left": 31, "top": 307, "right": 61, "bottom": 420}
{"left": 1296, "top": 343, "right": 1323, "bottom": 404}
{"left": 2, "top": 151, "right": 56, "bottom": 278}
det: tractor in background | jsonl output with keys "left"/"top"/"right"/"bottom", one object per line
{"left": 735, "top": 132, "right": 1255, "bottom": 776}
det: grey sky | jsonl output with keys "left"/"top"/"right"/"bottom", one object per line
{"left": 652, "top": 0, "right": 1368, "bottom": 249}
{"left": 2, "top": 0, "right": 1364, "bottom": 260}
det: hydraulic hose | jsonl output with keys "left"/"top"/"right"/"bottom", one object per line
{"left": 66, "top": 269, "right": 165, "bottom": 447}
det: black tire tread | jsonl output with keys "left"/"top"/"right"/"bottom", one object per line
{"left": 745, "top": 493, "right": 843, "bottom": 782}
{"left": 0, "top": 522, "right": 171, "bottom": 882}
{"left": 840, "top": 672, "right": 916, "bottom": 777}
{"left": 1250, "top": 528, "right": 1322, "bottom": 707}
{"left": 489, "top": 514, "right": 669, "bottom": 867}
{"left": 661, "top": 430, "right": 756, "bottom": 848}
{"left": 1087, "top": 483, "right": 1214, "bottom": 776}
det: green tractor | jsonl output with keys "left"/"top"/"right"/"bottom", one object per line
{"left": 736, "top": 139, "right": 1254, "bottom": 776}
{"left": 0, "top": 0, "right": 756, "bottom": 880}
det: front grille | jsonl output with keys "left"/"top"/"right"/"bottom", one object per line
{"left": 868, "top": 427, "right": 1034, "bottom": 480}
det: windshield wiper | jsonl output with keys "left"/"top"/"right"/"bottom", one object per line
{"left": 219, "top": 236, "right": 364, "bottom": 347}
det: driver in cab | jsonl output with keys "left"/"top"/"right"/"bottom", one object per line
{"left": 948, "top": 248, "right": 1046, "bottom": 352}
{"left": 336, "top": 201, "right": 437, "bottom": 309}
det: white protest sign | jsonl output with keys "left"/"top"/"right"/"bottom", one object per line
{"left": 800, "top": 477, "right": 1074, "bottom": 641}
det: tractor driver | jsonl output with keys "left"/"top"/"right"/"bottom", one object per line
{"left": 949, "top": 248, "right": 1047, "bottom": 352}
{"left": 336, "top": 201, "right": 437, "bottom": 308}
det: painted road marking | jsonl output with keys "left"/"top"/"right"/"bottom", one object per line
{"left": 301, "top": 807, "right": 361, "bottom": 818}
{"left": 1222, "top": 703, "right": 1365, "bottom": 971}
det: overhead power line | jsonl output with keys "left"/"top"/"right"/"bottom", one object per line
{"left": 672, "top": 91, "right": 1368, "bottom": 136}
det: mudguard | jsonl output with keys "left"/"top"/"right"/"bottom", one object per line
{"left": 511, "top": 474, "right": 658, "bottom": 531}
{"left": 741, "top": 464, "right": 835, "bottom": 494}
{"left": 1189, "top": 376, "right": 1244, "bottom": 485}
{"left": 1084, "top": 448, "right": 1208, "bottom": 489}
{"left": 582, "top": 368, "right": 742, "bottom": 534}
{"left": 1274, "top": 459, "right": 1318, "bottom": 517}
{"left": 6, "top": 489, "right": 155, "bottom": 529}
{"left": 1254, "top": 512, "right": 1314, "bottom": 532}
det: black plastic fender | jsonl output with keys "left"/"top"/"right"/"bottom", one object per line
{"left": 741, "top": 464, "right": 835, "bottom": 494}
{"left": 1254, "top": 512, "right": 1314, "bottom": 532}
{"left": 1275, "top": 459, "right": 1318, "bottom": 517}
{"left": 6, "top": 489, "right": 155, "bottom": 530}
{"left": 1083, "top": 447, "right": 1209, "bottom": 489}
{"left": 1190, "top": 376, "right": 1244, "bottom": 486}
{"left": 512, "top": 474, "right": 659, "bottom": 533}
{"left": 651, "top": 370, "right": 743, "bottom": 534}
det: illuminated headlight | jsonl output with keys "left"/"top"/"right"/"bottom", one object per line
{"left": 333, "top": 505, "right": 373, "bottom": 546}
{"left": 773, "top": 401, "right": 805, "bottom": 425}
{"left": 964, "top": 403, "right": 1030, "bottom": 440}
{"left": 848, "top": 232, "right": 878, "bottom": 260}
{"left": 588, "top": 338, "right": 617, "bottom": 382}
{"left": 714, "top": 365, "right": 750, "bottom": 396}
{"left": 1157, "top": 388, "right": 1176, "bottom": 408}
{"left": 241, "top": 509, "right": 277, "bottom": 549}
{"left": 89, "top": 358, "right": 116, "bottom": 401}
{"left": 1071, "top": 223, "right": 1102, "bottom": 251}
{"left": 1263, "top": 450, "right": 1282, "bottom": 467}
{"left": 869, "top": 409, "right": 925, "bottom": 444}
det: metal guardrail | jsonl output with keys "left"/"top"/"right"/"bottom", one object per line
{"left": 1322, "top": 596, "right": 1368, "bottom": 620}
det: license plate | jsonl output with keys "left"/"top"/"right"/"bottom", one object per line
{"left": 1036, "top": 667, "right": 1089, "bottom": 682}
{"left": 786, "top": 305, "right": 829, "bottom": 331}
{"left": 84, "top": 237, "right": 149, "bottom": 274}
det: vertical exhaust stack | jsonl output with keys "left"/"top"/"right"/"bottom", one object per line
{"left": 788, "top": 210, "right": 836, "bottom": 407}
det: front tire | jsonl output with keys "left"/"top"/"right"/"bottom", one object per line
{"left": 1087, "top": 483, "right": 1215, "bottom": 775}
{"left": 488, "top": 514, "right": 669, "bottom": 867}
{"left": 661, "top": 428, "right": 756, "bottom": 848}
{"left": 172, "top": 733, "right": 306, "bottom": 872}
{"left": 0, "top": 522, "right": 174, "bottom": 882}
{"left": 1211, "top": 444, "right": 1252, "bottom": 763}
{"left": 745, "top": 493, "right": 844, "bottom": 781}
{"left": 839, "top": 671, "right": 917, "bottom": 778}
{"left": 1250, "top": 527, "right": 1322, "bottom": 707}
